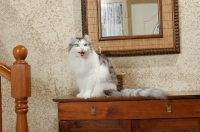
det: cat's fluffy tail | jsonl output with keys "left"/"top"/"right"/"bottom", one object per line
{"left": 104, "top": 88, "right": 167, "bottom": 100}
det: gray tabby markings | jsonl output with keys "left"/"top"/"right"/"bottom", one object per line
{"left": 97, "top": 52, "right": 118, "bottom": 84}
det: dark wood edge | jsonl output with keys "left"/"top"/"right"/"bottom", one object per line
{"left": 81, "top": 0, "right": 180, "bottom": 57}
{"left": 99, "top": 34, "right": 163, "bottom": 41}
{"left": 81, "top": 0, "right": 88, "bottom": 36}
{"left": 102, "top": 48, "right": 180, "bottom": 57}
{"left": 53, "top": 94, "right": 200, "bottom": 103}
{"left": 173, "top": 0, "right": 180, "bottom": 52}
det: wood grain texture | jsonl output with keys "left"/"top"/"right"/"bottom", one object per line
{"left": 132, "top": 118, "right": 200, "bottom": 131}
{"left": 55, "top": 95, "right": 200, "bottom": 132}
{"left": 0, "top": 62, "right": 11, "bottom": 81}
{"left": 53, "top": 93, "right": 200, "bottom": 103}
{"left": 0, "top": 45, "right": 31, "bottom": 132}
{"left": 57, "top": 99, "right": 200, "bottom": 120}
{"left": 59, "top": 120, "right": 131, "bottom": 132}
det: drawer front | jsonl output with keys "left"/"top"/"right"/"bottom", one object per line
{"left": 58, "top": 99, "right": 200, "bottom": 120}
{"left": 132, "top": 118, "right": 200, "bottom": 132}
{"left": 59, "top": 120, "right": 131, "bottom": 132}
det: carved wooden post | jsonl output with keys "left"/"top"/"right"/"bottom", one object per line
{"left": 0, "top": 77, "right": 2, "bottom": 132}
{"left": 11, "top": 45, "right": 31, "bottom": 132}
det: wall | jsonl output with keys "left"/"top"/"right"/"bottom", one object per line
{"left": 0, "top": 0, "right": 200, "bottom": 131}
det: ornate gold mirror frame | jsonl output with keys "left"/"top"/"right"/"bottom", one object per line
{"left": 81, "top": 0, "right": 180, "bottom": 57}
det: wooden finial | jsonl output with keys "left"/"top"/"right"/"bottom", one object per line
{"left": 13, "top": 45, "right": 28, "bottom": 64}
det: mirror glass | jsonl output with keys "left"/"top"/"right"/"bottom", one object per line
{"left": 97, "top": 0, "right": 163, "bottom": 41}
{"left": 100, "top": 0, "right": 160, "bottom": 37}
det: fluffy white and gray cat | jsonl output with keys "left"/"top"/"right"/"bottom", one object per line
{"left": 68, "top": 35, "right": 167, "bottom": 99}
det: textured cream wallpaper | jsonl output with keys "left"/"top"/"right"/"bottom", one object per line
{"left": 0, "top": 0, "right": 200, "bottom": 132}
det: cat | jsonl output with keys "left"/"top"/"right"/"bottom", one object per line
{"left": 68, "top": 35, "right": 167, "bottom": 99}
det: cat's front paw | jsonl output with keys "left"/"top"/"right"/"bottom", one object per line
{"left": 83, "top": 93, "right": 91, "bottom": 99}
{"left": 76, "top": 93, "right": 83, "bottom": 98}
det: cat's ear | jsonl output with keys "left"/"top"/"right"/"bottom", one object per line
{"left": 69, "top": 35, "right": 76, "bottom": 44}
{"left": 84, "top": 34, "right": 91, "bottom": 43}
{"left": 70, "top": 35, "right": 76, "bottom": 40}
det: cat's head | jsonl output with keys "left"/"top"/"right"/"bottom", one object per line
{"left": 68, "top": 35, "right": 93, "bottom": 57}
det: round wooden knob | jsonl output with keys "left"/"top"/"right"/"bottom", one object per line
{"left": 13, "top": 45, "right": 28, "bottom": 64}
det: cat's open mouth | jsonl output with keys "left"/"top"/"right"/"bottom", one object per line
{"left": 79, "top": 52, "right": 85, "bottom": 56}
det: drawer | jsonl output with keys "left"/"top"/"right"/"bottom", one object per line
{"left": 59, "top": 120, "right": 131, "bottom": 132}
{"left": 132, "top": 118, "right": 200, "bottom": 131}
{"left": 57, "top": 99, "right": 200, "bottom": 120}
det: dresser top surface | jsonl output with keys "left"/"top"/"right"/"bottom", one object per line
{"left": 53, "top": 91, "right": 200, "bottom": 103}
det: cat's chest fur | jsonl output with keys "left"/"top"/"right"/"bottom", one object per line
{"left": 68, "top": 52, "right": 99, "bottom": 76}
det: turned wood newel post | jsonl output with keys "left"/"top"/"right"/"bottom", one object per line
{"left": 11, "top": 45, "right": 31, "bottom": 132}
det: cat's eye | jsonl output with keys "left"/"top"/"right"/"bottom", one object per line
{"left": 74, "top": 44, "right": 79, "bottom": 47}
{"left": 84, "top": 44, "right": 88, "bottom": 46}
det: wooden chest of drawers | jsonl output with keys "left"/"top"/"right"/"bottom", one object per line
{"left": 53, "top": 94, "right": 200, "bottom": 132}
